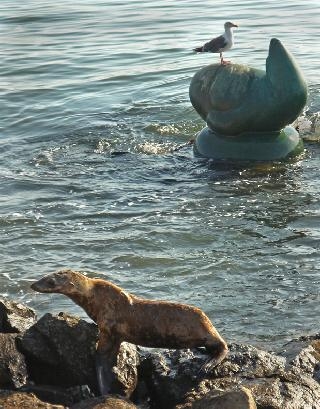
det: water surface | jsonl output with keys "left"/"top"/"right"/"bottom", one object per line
{"left": 1, "top": 0, "right": 320, "bottom": 348}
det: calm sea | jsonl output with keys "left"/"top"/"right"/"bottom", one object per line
{"left": 1, "top": 0, "right": 319, "bottom": 347}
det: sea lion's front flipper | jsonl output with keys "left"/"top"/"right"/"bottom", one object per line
{"left": 95, "top": 331, "right": 120, "bottom": 395}
{"left": 96, "top": 353, "right": 114, "bottom": 395}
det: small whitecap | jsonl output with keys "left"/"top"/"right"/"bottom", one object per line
{"left": 94, "top": 139, "right": 111, "bottom": 154}
{"left": 138, "top": 142, "right": 173, "bottom": 155}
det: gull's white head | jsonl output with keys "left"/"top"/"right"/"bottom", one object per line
{"left": 224, "top": 21, "right": 238, "bottom": 29}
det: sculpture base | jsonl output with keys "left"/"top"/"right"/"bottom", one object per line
{"left": 193, "top": 126, "right": 303, "bottom": 161}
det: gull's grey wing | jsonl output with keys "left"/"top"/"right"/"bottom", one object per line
{"left": 203, "top": 35, "right": 227, "bottom": 52}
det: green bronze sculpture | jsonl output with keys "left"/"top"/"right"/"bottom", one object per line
{"left": 189, "top": 38, "right": 308, "bottom": 161}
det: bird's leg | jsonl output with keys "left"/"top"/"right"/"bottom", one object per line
{"left": 220, "top": 52, "right": 231, "bottom": 65}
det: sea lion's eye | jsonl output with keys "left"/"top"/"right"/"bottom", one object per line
{"left": 47, "top": 278, "right": 56, "bottom": 287}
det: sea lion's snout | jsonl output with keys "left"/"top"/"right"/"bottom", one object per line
{"left": 30, "top": 281, "right": 39, "bottom": 291}
{"left": 31, "top": 275, "right": 57, "bottom": 293}
{"left": 31, "top": 269, "right": 77, "bottom": 294}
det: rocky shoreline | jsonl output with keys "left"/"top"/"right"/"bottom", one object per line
{"left": 0, "top": 298, "right": 319, "bottom": 409}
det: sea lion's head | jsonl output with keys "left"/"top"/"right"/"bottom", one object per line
{"left": 31, "top": 269, "right": 88, "bottom": 296}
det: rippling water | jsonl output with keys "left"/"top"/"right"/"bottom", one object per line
{"left": 1, "top": 0, "right": 320, "bottom": 347}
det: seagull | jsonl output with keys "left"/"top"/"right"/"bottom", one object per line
{"left": 193, "top": 21, "right": 238, "bottom": 65}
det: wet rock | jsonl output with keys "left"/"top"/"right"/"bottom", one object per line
{"left": 19, "top": 312, "right": 139, "bottom": 397}
{"left": 181, "top": 372, "right": 320, "bottom": 409}
{"left": 21, "top": 384, "right": 94, "bottom": 406}
{"left": 176, "top": 387, "right": 256, "bottom": 409}
{"left": 139, "top": 344, "right": 286, "bottom": 408}
{"left": 0, "top": 390, "right": 65, "bottom": 409}
{"left": 0, "top": 298, "right": 37, "bottom": 333}
{"left": 247, "top": 373, "right": 320, "bottom": 409}
{"left": 139, "top": 348, "right": 205, "bottom": 408}
{"left": 113, "top": 342, "right": 139, "bottom": 397}
{"left": 139, "top": 342, "right": 320, "bottom": 409}
{"left": 19, "top": 312, "right": 98, "bottom": 390}
{"left": 71, "top": 395, "right": 138, "bottom": 409}
{"left": 0, "top": 333, "right": 28, "bottom": 389}
{"left": 279, "top": 333, "right": 320, "bottom": 381}
{"left": 212, "top": 343, "right": 286, "bottom": 378}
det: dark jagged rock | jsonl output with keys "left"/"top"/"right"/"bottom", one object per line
{"left": 246, "top": 372, "right": 320, "bottom": 409}
{"left": 138, "top": 348, "right": 205, "bottom": 408}
{"left": 0, "top": 333, "right": 28, "bottom": 389}
{"left": 1, "top": 298, "right": 319, "bottom": 409}
{"left": 71, "top": 394, "right": 138, "bottom": 409}
{"left": 18, "top": 312, "right": 139, "bottom": 397}
{"left": 211, "top": 343, "right": 286, "bottom": 378}
{"left": 0, "top": 298, "right": 37, "bottom": 333}
{"left": 279, "top": 333, "right": 320, "bottom": 382}
{"left": 139, "top": 341, "right": 320, "bottom": 409}
{"left": 20, "top": 384, "right": 94, "bottom": 407}
{"left": 0, "top": 390, "right": 65, "bottom": 409}
{"left": 18, "top": 312, "right": 98, "bottom": 391}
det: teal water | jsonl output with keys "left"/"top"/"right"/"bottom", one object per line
{"left": 1, "top": 0, "right": 319, "bottom": 347}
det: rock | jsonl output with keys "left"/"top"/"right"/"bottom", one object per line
{"left": 189, "top": 38, "right": 307, "bottom": 136}
{"left": 212, "top": 343, "right": 286, "bottom": 378}
{"left": 279, "top": 333, "right": 320, "bottom": 382}
{"left": 71, "top": 395, "right": 138, "bottom": 409}
{"left": 294, "top": 113, "right": 320, "bottom": 139}
{"left": 19, "top": 312, "right": 139, "bottom": 397}
{"left": 20, "top": 384, "right": 94, "bottom": 406}
{"left": 139, "top": 342, "right": 320, "bottom": 409}
{"left": 113, "top": 342, "right": 139, "bottom": 397}
{"left": 0, "top": 333, "right": 28, "bottom": 389}
{"left": 18, "top": 312, "right": 98, "bottom": 391}
{"left": 247, "top": 373, "right": 320, "bottom": 409}
{"left": 139, "top": 344, "right": 285, "bottom": 408}
{"left": 0, "top": 298, "right": 37, "bottom": 333}
{"left": 0, "top": 390, "right": 65, "bottom": 409}
{"left": 176, "top": 387, "right": 256, "bottom": 409}
{"left": 139, "top": 348, "right": 208, "bottom": 409}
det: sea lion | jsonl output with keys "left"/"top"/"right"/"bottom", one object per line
{"left": 189, "top": 38, "right": 308, "bottom": 136}
{"left": 31, "top": 269, "right": 228, "bottom": 395}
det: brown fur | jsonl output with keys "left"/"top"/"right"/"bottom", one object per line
{"left": 31, "top": 269, "right": 228, "bottom": 392}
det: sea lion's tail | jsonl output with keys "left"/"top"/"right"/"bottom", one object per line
{"left": 193, "top": 46, "right": 204, "bottom": 52}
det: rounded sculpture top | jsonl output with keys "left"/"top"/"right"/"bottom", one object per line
{"left": 189, "top": 38, "right": 308, "bottom": 136}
